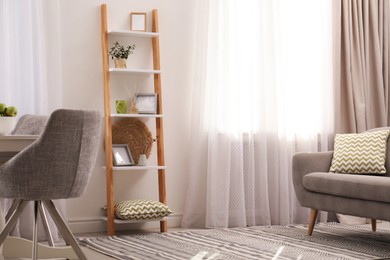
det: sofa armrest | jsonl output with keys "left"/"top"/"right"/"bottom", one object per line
{"left": 292, "top": 151, "right": 333, "bottom": 205}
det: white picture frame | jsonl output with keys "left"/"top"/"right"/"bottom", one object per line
{"left": 136, "top": 93, "right": 157, "bottom": 114}
{"left": 112, "top": 144, "right": 134, "bottom": 166}
{"left": 130, "top": 12, "right": 147, "bottom": 32}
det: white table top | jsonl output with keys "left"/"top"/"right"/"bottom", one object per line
{"left": 0, "top": 135, "right": 38, "bottom": 152}
{"left": 0, "top": 135, "right": 39, "bottom": 140}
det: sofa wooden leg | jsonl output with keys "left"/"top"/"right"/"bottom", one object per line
{"left": 371, "top": 219, "right": 377, "bottom": 232}
{"left": 308, "top": 208, "right": 318, "bottom": 236}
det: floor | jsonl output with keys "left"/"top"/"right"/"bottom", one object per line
{"left": 76, "top": 229, "right": 161, "bottom": 260}
{"left": 4, "top": 222, "right": 390, "bottom": 260}
{"left": 80, "top": 246, "right": 114, "bottom": 260}
{"left": 76, "top": 227, "right": 197, "bottom": 260}
{"left": 3, "top": 227, "right": 192, "bottom": 260}
{"left": 79, "top": 222, "right": 390, "bottom": 259}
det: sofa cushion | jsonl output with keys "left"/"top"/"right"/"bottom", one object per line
{"left": 303, "top": 172, "right": 390, "bottom": 203}
{"left": 365, "top": 127, "right": 390, "bottom": 172}
{"left": 329, "top": 130, "right": 390, "bottom": 174}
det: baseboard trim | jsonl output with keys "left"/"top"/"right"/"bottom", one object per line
{"left": 68, "top": 216, "right": 106, "bottom": 234}
{"left": 68, "top": 214, "right": 182, "bottom": 234}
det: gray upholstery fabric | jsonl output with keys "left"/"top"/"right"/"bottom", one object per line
{"left": 292, "top": 127, "right": 390, "bottom": 221}
{"left": 365, "top": 126, "right": 390, "bottom": 175}
{"left": 6, "top": 113, "right": 54, "bottom": 241}
{"left": 0, "top": 109, "right": 101, "bottom": 200}
{"left": 11, "top": 114, "right": 48, "bottom": 135}
{"left": 303, "top": 172, "right": 390, "bottom": 203}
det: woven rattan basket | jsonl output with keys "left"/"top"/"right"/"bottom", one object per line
{"left": 112, "top": 118, "right": 153, "bottom": 164}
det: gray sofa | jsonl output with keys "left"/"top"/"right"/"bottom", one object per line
{"left": 292, "top": 127, "right": 390, "bottom": 235}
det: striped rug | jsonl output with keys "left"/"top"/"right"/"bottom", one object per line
{"left": 78, "top": 223, "right": 390, "bottom": 259}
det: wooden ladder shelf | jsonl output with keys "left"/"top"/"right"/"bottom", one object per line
{"left": 100, "top": 4, "right": 167, "bottom": 236}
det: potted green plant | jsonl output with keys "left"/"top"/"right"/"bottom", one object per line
{"left": 109, "top": 41, "right": 136, "bottom": 68}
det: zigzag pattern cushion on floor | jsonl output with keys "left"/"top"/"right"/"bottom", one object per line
{"left": 104, "top": 199, "right": 173, "bottom": 220}
{"left": 78, "top": 223, "right": 390, "bottom": 260}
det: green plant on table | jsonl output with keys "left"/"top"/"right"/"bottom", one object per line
{"left": 0, "top": 103, "right": 17, "bottom": 117}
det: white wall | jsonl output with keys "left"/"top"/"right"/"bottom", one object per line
{"left": 59, "top": 0, "right": 196, "bottom": 233}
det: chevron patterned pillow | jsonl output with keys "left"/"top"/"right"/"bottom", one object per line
{"left": 112, "top": 199, "right": 173, "bottom": 220}
{"left": 330, "top": 130, "right": 390, "bottom": 174}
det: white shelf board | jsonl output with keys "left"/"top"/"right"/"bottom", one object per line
{"left": 108, "top": 30, "right": 159, "bottom": 38}
{"left": 101, "top": 216, "right": 167, "bottom": 224}
{"left": 109, "top": 68, "right": 161, "bottom": 74}
{"left": 103, "top": 165, "right": 166, "bottom": 171}
{"left": 111, "top": 114, "right": 163, "bottom": 118}
{"left": 114, "top": 166, "right": 166, "bottom": 171}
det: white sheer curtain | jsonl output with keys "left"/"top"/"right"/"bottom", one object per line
{"left": 0, "top": 0, "right": 63, "bottom": 241}
{"left": 182, "top": 0, "right": 333, "bottom": 228}
{"left": 0, "top": 0, "right": 62, "bottom": 115}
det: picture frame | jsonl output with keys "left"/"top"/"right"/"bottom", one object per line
{"left": 130, "top": 12, "right": 147, "bottom": 32}
{"left": 136, "top": 93, "right": 157, "bottom": 114}
{"left": 112, "top": 144, "right": 134, "bottom": 166}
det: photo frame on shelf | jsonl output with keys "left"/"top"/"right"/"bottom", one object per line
{"left": 130, "top": 12, "right": 147, "bottom": 32}
{"left": 136, "top": 93, "right": 157, "bottom": 114}
{"left": 112, "top": 144, "right": 134, "bottom": 166}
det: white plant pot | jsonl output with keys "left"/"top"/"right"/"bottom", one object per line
{"left": 0, "top": 117, "right": 17, "bottom": 135}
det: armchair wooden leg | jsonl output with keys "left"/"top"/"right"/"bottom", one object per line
{"left": 308, "top": 208, "right": 318, "bottom": 236}
{"left": 371, "top": 219, "right": 377, "bottom": 232}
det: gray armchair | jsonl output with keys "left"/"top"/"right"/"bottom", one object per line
{"left": 292, "top": 127, "right": 390, "bottom": 236}
{"left": 0, "top": 109, "right": 101, "bottom": 260}
{"left": 7, "top": 114, "right": 58, "bottom": 245}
